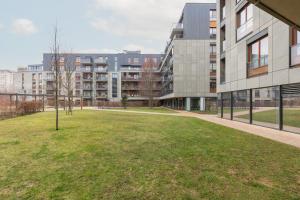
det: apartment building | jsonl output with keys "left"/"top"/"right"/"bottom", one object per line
{"left": 42, "top": 51, "right": 163, "bottom": 106}
{"left": 217, "top": 0, "right": 300, "bottom": 133}
{"left": 14, "top": 65, "right": 45, "bottom": 95}
{"left": 0, "top": 70, "right": 15, "bottom": 93}
{"left": 160, "top": 3, "right": 217, "bottom": 111}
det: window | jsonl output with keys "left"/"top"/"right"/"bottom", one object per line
{"left": 209, "top": 9, "right": 217, "bottom": 20}
{"left": 291, "top": 28, "right": 300, "bottom": 66}
{"left": 248, "top": 36, "right": 268, "bottom": 69}
{"left": 220, "top": 59, "right": 226, "bottom": 84}
{"left": 210, "top": 63, "right": 216, "bottom": 71}
{"left": 210, "top": 44, "right": 216, "bottom": 54}
{"left": 60, "top": 57, "right": 65, "bottom": 62}
{"left": 210, "top": 27, "right": 216, "bottom": 38}
{"left": 236, "top": 4, "right": 253, "bottom": 41}
{"left": 76, "top": 56, "right": 81, "bottom": 63}
{"left": 112, "top": 73, "right": 118, "bottom": 98}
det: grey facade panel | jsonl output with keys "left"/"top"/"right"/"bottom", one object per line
{"left": 182, "top": 3, "right": 216, "bottom": 40}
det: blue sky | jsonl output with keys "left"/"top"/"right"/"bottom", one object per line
{"left": 0, "top": 0, "right": 215, "bottom": 70}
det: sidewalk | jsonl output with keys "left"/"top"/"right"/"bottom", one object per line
{"left": 98, "top": 108, "right": 300, "bottom": 149}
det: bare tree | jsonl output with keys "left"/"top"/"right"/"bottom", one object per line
{"left": 61, "top": 53, "right": 75, "bottom": 115}
{"left": 140, "top": 58, "right": 158, "bottom": 108}
{"left": 51, "top": 25, "right": 61, "bottom": 131}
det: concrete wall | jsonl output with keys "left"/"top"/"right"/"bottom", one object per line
{"left": 173, "top": 39, "right": 217, "bottom": 98}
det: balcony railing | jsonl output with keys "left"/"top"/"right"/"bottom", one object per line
{"left": 82, "top": 77, "right": 93, "bottom": 81}
{"left": 81, "top": 68, "right": 92, "bottom": 72}
{"left": 210, "top": 33, "right": 216, "bottom": 39}
{"left": 291, "top": 44, "right": 300, "bottom": 66}
{"left": 237, "top": 18, "right": 253, "bottom": 41}
{"left": 81, "top": 58, "right": 92, "bottom": 65}
{"left": 96, "top": 94, "right": 108, "bottom": 98}
{"left": 120, "top": 67, "right": 141, "bottom": 72}
{"left": 96, "top": 86, "right": 108, "bottom": 90}
{"left": 222, "top": 40, "right": 226, "bottom": 53}
{"left": 170, "top": 23, "right": 184, "bottom": 39}
{"left": 94, "top": 67, "right": 108, "bottom": 72}
{"left": 122, "top": 76, "right": 141, "bottom": 81}
{"left": 83, "top": 86, "right": 93, "bottom": 90}
{"left": 222, "top": 6, "right": 226, "bottom": 20}
{"left": 96, "top": 77, "right": 108, "bottom": 81}
{"left": 94, "top": 58, "right": 107, "bottom": 65}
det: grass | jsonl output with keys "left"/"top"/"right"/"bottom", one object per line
{"left": 238, "top": 109, "right": 300, "bottom": 128}
{"left": 110, "top": 106, "right": 177, "bottom": 113}
{"left": 0, "top": 110, "right": 300, "bottom": 199}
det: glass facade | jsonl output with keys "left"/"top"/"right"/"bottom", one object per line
{"left": 233, "top": 90, "right": 250, "bottom": 123}
{"left": 218, "top": 85, "right": 300, "bottom": 134}
{"left": 222, "top": 92, "right": 231, "bottom": 119}
{"left": 252, "top": 87, "right": 279, "bottom": 129}
{"left": 282, "top": 84, "right": 300, "bottom": 133}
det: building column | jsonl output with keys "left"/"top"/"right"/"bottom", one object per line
{"left": 185, "top": 97, "right": 191, "bottom": 111}
{"left": 200, "top": 97, "right": 205, "bottom": 112}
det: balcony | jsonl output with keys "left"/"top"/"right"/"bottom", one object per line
{"left": 83, "top": 95, "right": 92, "bottom": 99}
{"left": 83, "top": 85, "right": 93, "bottom": 90}
{"left": 170, "top": 23, "right": 183, "bottom": 40}
{"left": 82, "top": 77, "right": 93, "bottom": 81}
{"left": 96, "top": 85, "right": 108, "bottom": 90}
{"left": 122, "top": 86, "right": 139, "bottom": 91}
{"left": 96, "top": 77, "right": 108, "bottom": 81}
{"left": 237, "top": 18, "right": 253, "bottom": 41}
{"left": 94, "top": 67, "right": 108, "bottom": 72}
{"left": 221, "top": 6, "right": 226, "bottom": 20}
{"left": 210, "top": 70, "right": 216, "bottom": 77}
{"left": 210, "top": 33, "right": 216, "bottom": 39}
{"left": 81, "top": 58, "right": 92, "bottom": 65}
{"left": 81, "top": 68, "right": 92, "bottom": 72}
{"left": 96, "top": 94, "right": 108, "bottom": 99}
{"left": 94, "top": 58, "right": 107, "bottom": 66}
{"left": 222, "top": 40, "right": 226, "bottom": 53}
{"left": 46, "top": 86, "right": 55, "bottom": 90}
{"left": 120, "top": 67, "right": 141, "bottom": 72}
{"left": 121, "top": 76, "right": 141, "bottom": 81}
{"left": 210, "top": 52, "right": 217, "bottom": 60}
{"left": 291, "top": 44, "right": 300, "bottom": 66}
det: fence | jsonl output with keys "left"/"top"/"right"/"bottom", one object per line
{"left": 0, "top": 93, "right": 84, "bottom": 120}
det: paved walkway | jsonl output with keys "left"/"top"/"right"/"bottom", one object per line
{"left": 98, "top": 108, "right": 300, "bottom": 149}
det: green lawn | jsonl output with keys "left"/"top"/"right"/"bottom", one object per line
{"left": 0, "top": 111, "right": 300, "bottom": 199}
{"left": 238, "top": 109, "right": 300, "bottom": 128}
{"left": 111, "top": 107, "right": 177, "bottom": 113}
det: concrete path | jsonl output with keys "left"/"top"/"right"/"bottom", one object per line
{"left": 98, "top": 108, "right": 300, "bottom": 149}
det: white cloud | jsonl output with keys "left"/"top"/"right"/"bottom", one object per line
{"left": 12, "top": 18, "right": 38, "bottom": 35}
{"left": 89, "top": 0, "right": 215, "bottom": 41}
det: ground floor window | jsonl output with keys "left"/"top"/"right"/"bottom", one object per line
{"left": 218, "top": 84, "right": 300, "bottom": 134}
{"left": 232, "top": 90, "right": 250, "bottom": 123}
